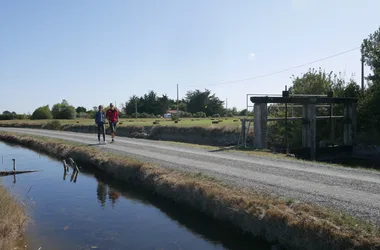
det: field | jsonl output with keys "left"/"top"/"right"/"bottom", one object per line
{"left": 0, "top": 117, "right": 244, "bottom": 128}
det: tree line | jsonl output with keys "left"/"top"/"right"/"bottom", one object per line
{"left": 122, "top": 89, "right": 243, "bottom": 118}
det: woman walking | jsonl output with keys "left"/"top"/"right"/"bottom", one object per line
{"left": 95, "top": 105, "right": 107, "bottom": 144}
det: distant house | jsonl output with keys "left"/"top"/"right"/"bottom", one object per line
{"left": 163, "top": 109, "right": 182, "bottom": 118}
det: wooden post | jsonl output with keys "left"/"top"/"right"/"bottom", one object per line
{"left": 70, "top": 171, "right": 75, "bottom": 182}
{"left": 12, "top": 159, "right": 16, "bottom": 171}
{"left": 62, "top": 160, "right": 69, "bottom": 172}
{"left": 73, "top": 171, "right": 78, "bottom": 183}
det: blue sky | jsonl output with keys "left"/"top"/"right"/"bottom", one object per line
{"left": 1, "top": 0, "right": 380, "bottom": 114}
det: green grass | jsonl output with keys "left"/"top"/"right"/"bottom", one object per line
{"left": 0, "top": 117, "right": 243, "bottom": 128}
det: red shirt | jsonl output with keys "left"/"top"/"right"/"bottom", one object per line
{"left": 106, "top": 108, "right": 118, "bottom": 122}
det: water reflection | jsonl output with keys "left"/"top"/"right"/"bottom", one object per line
{"left": 95, "top": 173, "right": 121, "bottom": 209}
{"left": 81, "top": 168, "right": 270, "bottom": 250}
{"left": 1, "top": 142, "right": 271, "bottom": 250}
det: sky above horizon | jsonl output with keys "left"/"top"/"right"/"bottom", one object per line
{"left": 1, "top": 0, "right": 380, "bottom": 114}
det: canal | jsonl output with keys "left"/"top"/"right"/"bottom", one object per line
{"left": 0, "top": 142, "right": 271, "bottom": 250}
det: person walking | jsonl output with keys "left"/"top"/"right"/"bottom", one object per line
{"left": 106, "top": 103, "right": 119, "bottom": 142}
{"left": 95, "top": 105, "right": 107, "bottom": 144}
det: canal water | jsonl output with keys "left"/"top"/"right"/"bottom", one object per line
{"left": 0, "top": 142, "right": 270, "bottom": 250}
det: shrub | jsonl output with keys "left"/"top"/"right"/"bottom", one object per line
{"left": 181, "top": 112, "right": 193, "bottom": 118}
{"left": 212, "top": 120, "right": 219, "bottom": 124}
{"left": 51, "top": 100, "right": 76, "bottom": 119}
{"left": 44, "top": 120, "right": 62, "bottom": 130}
{"left": 193, "top": 112, "right": 206, "bottom": 118}
{"left": 0, "top": 114, "right": 29, "bottom": 120}
{"left": 212, "top": 114, "right": 220, "bottom": 118}
{"left": 31, "top": 105, "right": 52, "bottom": 120}
{"left": 153, "top": 120, "right": 160, "bottom": 125}
{"left": 77, "top": 112, "right": 90, "bottom": 119}
{"left": 139, "top": 112, "right": 153, "bottom": 118}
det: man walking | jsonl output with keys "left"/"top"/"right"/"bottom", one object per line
{"left": 95, "top": 105, "right": 107, "bottom": 144}
{"left": 106, "top": 103, "right": 119, "bottom": 142}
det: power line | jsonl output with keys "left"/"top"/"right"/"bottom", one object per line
{"left": 186, "top": 46, "right": 360, "bottom": 88}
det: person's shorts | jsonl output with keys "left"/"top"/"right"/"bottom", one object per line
{"left": 109, "top": 122, "right": 117, "bottom": 133}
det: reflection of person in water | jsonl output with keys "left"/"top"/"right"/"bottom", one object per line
{"left": 96, "top": 180, "right": 108, "bottom": 208}
{"left": 95, "top": 173, "right": 121, "bottom": 208}
{"left": 108, "top": 188, "right": 121, "bottom": 207}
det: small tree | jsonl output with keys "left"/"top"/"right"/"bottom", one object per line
{"left": 52, "top": 100, "right": 76, "bottom": 119}
{"left": 31, "top": 105, "right": 53, "bottom": 120}
{"left": 76, "top": 106, "right": 87, "bottom": 113}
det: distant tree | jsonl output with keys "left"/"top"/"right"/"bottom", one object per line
{"left": 31, "top": 105, "right": 53, "bottom": 120}
{"left": 239, "top": 109, "right": 248, "bottom": 116}
{"left": 51, "top": 99, "right": 76, "bottom": 119}
{"left": 76, "top": 106, "right": 87, "bottom": 113}
{"left": 170, "top": 100, "right": 187, "bottom": 112}
{"left": 157, "top": 94, "right": 171, "bottom": 114}
{"left": 123, "top": 95, "right": 139, "bottom": 115}
{"left": 185, "top": 89, "right": 225, "bottom": 117}
{"left": 2, "top": 111, "right": 11, "bottom": 115}
{"left": 291, "top": 68, "right": 332, "bottom": 95}
{"left": 359, "top": 26, "right": 380, "bottom": 137}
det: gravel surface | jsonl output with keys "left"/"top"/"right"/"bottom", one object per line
{"left": 1, "top": 127, "right": 380, "bottom": 225}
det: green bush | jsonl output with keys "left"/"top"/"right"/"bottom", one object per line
{"left": 193, "top": 112, "right": 206, "bottom": 118}
{"left": 51, "top": 100, "right": 76, "bottom": 119}
{"left": 44, "top": 120, "right": 62, "bottom": 130}
{"left": 31, "top": 105, "right": 52, "bottom": 120}
{"left": 77, "top": 112, "right": 90, "bottom": 119}
{"left": 212, "top": 114, "right": 220, "bottom": 118}
{"left": 0, "top": 114, "right": 29, "bottom": 120}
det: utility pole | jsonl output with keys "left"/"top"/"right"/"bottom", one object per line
{"left": 361, "top": 53, "right": 365, "bottom": 94}
{"left": 176, "top": 84, "right": 179, "bottom": 117}
{"left": 225, "top": 98, "right": 228, "bottom": 110}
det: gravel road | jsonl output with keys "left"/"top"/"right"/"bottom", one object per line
{"left": 1, "top": 127, "right": 380, "bottom": 225}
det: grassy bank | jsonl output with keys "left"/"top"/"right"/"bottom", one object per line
{"left": 0, "top": 185, "right": 27, "bottom": 250}
{"left": 0, "top": 133, "right": 379, "bottom": 250}
{"left": 0, "top": 119, "right": 241, "bottom": 146}
{"left": 0, "top": 117, "right": 242, "bottom": 128}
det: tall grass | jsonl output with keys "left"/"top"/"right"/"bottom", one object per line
{"left": 0, "top": 185, "right": 27, "bottom": 250}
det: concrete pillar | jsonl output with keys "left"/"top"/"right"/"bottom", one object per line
{"left": 344, "top": 103, "right": 357, "bottom": 145}
{"left": 308, "top": 104, "right": 316, "bottom": 161}
{"left": 253, "top": 103, "right": 268, "bottom": 149}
